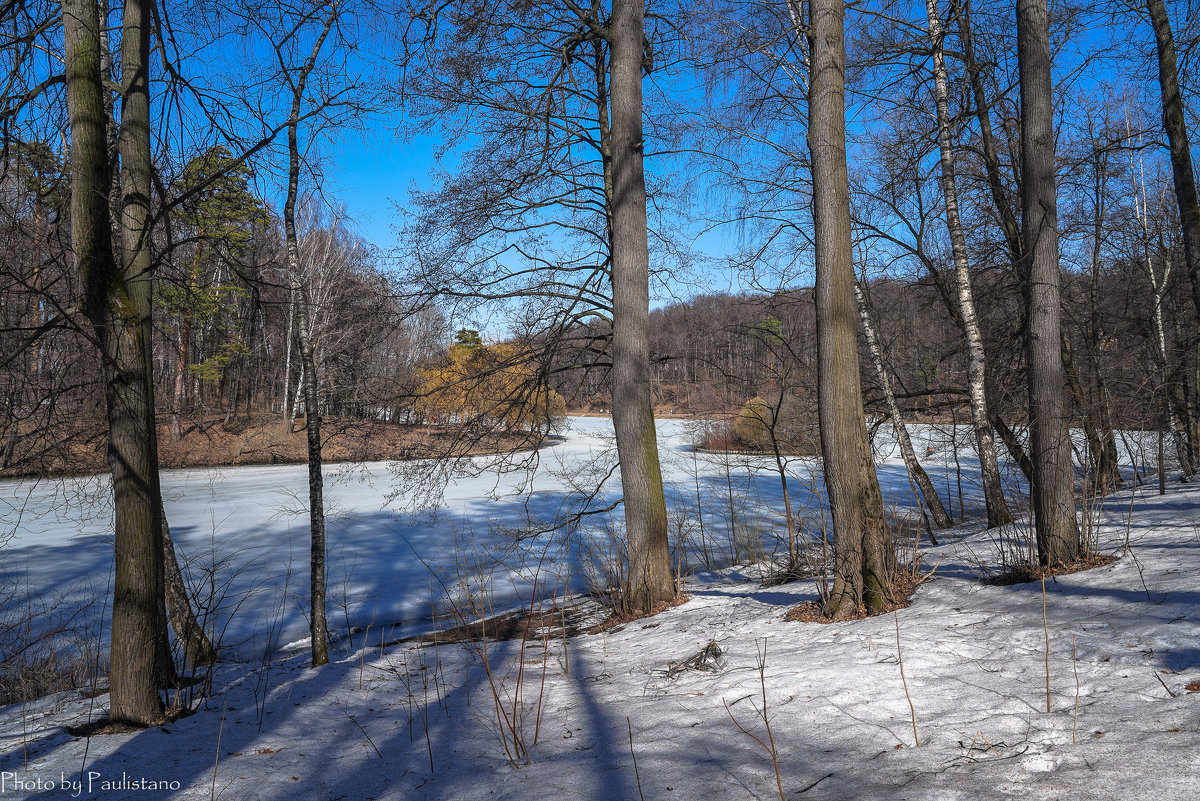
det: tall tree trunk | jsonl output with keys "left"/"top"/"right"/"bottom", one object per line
{"left": 809, "top": 0, "right": 892, "bottom": 617}
{"left": 854, "top": 282, "right": 952, "bottom": 530}
{"left": 281, "top": 287, "right": 295, "bottom": 422}
{"left": 119, "top": 0, "right": 175, "bottom": 691}
{"left": 1136, "top": 21, "right": 1200, "bottom": 476}
{"left": 1147, "top": 0, "right": 1200, "bottom": 327}
{"left": 927, "top": 0, "right": 1012, "bottom": 527}
{"left": 608, "top": 0, "right": 674, "bottom": 613}
{"left": 292, "top": 259, "right": 328, "bottom": 667}
{"left": 1086, "top": 149, "right": 1121, "bottom": 490}
{"left": 65, "top": 0, "right": 165, "bottom": 725}
{"left": 280, "top": 12, "right": 337, "bottom": 667}
{"left": 1017, "top": 0, "right": 1081, "bottom": 565}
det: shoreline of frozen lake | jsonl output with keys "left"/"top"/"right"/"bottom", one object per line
{"left": 0, "top": 415, "right": 1156, "bottom": 660}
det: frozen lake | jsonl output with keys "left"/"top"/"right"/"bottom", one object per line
{"left": 0, "top": 415, "right": 1064, "bottom": 659}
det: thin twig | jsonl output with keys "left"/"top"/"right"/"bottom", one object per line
{"left": 1153, "top": 671, "right": 1178, "bottom": 699}
{"left": 895, "top": 611, "right": 919, "bottom": 747}
{"left": 627, "top": 716, "right": 646, "bottom": 801}
{"left": 1072, "top": 634, "right": 1080, "bottom": 744}
{"left": 211, "top": 694, "right": 228, "bottom": 801}
{"left": 798, "top": 772, "right": 834, "bottom": 793}
{"left": 337, "top": 703, "right": 383, "bottom": 760}
{"left": 757, "top": 641, "right": 786, "bottom": 801}
{"left": 722, "top": 641, "right": 787, "bottom": 800}
{"left": 1042, "top": 575, "right": 1051, "bottom": 713}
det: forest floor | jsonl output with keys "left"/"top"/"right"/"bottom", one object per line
{"left": 0, "top": 416, "right": 542, "bottom": 479}
{"left": 2, "top": 476, "right": 1198, "bottom": 800}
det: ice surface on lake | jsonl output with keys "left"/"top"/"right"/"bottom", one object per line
{"left": 0, "top": 415, "right": 1136, "bottom": 657}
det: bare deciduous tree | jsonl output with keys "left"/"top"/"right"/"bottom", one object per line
{"left": 809, "top": 0, "right": 891, "bottom": 616}
{"left": 65, "top": 0, "right": 170, "bottom": 725}
{"left": 1018, "top": 0, "right": 1081, "bottom": 565}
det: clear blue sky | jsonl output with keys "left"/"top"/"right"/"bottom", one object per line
{"left": 320, "top": 120, "right": 440, "bottom": 253}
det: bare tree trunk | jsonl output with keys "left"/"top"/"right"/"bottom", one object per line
{"left": 280, "top": 12, "right": 337, "bottom": 667}
{"left": 1086, "top": 150, "right": 1121, "bottom": 490}
{"left": 119, "top": 0, "right": 176, "bottom": 692}
{"left": 292, "top": 261, "right": 328, "bottom": 667}
{"left": 281, "top": 286, "right": 295, "bottom": 421}
{"left": 990, "top": 409, "right": 1034, "bottom": 481}
{"left": 161, "top": 508, "right": 217, "bottom": 669}
{"left": 760, "top": 391, "right": 799, "bottom": 563}
{"left": 65, "top": 0, "right": 165, "bottom": 725}
{"left": 608, "top": 0, "right": 674, "bottom": 613}
{"left": 1147, "top": 0, "right": 1200, "bottom": 328}
{"left": 770, "top": 441, "right": 798, "bottom": 562}
{"left": 1017, "top": 0, "right": 1081, "bottom": 565}
{"left": 809, "top": 0, "right": 892, "bottom": 617}
{"left": 927, "top": 0, "right": 1012, "bottom": 527}
{"left": 854, "top": 282, "right": 952, "bottom": 530}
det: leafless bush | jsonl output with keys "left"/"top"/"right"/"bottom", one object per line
{"left": 981, "top": 520, "right": 1038, "bottom": 583}
{"left": 396, "top": 520, "right": 568, "bottom": 768}
{"left": 577, "top": 519, "right": 628, "bottom": 613}
{"left": 723, "top": 640, "right": 786, "bottom": 801}
{"left": 0, "top": 571, "right": 105, "bottom": 706}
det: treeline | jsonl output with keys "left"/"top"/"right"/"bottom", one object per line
{"left": 558, "top": 244, "right": 1196, "bottom": 462}
{"left": 0, "top": 145, "right": 442, "bottom": 475}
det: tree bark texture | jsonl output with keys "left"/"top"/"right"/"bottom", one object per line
{"left": 1147, "top": 0, "right": 1200, "bottom": 329}
{"left": 608, "top": 0, "right": 674, "bottom": 613}
{"left": 927, "top": 0, "right": 1012, "bottom": 527}
{"left": 1017, "top": 0, "right": 1081, "bottom": 565}
{"left": 119, "top": 0, "right": 176, "bottom": 689}
{"left": 808, "top": 0, "right": 892, "bottom": 617}
{"left": 65, "top": 0, "right": 165, "bottom": 725}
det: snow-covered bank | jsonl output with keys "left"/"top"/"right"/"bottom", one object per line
{"left": 1, "top": 474, "right": 1197, "bottom": 800}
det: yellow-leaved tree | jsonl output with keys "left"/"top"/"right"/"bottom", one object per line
{"left": 417, "top": 330, "right": 565, "bottom": 434}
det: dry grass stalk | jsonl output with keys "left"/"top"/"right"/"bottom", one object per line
{"left": 1072, "top": 634, "right": 1080, "bottom": 744}
{"left": 627, "top": 716, "right": 646, "bottom": 801}
{"left": 722, "top": 640, "right": 786, "bottom": 801}
{"left": 895, "top": 611, "right": 919, "bottom": 747}
{"left": 1042, "top": 575, "right": 1051, "bottom": 713}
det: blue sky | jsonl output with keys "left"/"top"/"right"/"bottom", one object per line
{"left": 320, "top": 121, "right": 439, "bottom": 253}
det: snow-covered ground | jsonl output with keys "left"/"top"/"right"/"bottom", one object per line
{"left": 1, "top": 460, "right": 1198, "bottom": 799}
{"left": 3, "top": 416, "right": 1197, "bottom": 800}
